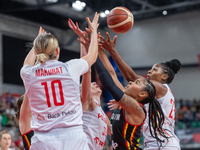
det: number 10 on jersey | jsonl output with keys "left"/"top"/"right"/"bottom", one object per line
{"left": 41, "top": 80, "right": 65, "bottom": 107}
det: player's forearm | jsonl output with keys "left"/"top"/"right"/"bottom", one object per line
{"left": 23, "top": 47, "right": 36, "bottom": 66}
{"left": 83, "top": 30, "right": 98, "bottom": 68}
{"left": 118, "top": 94, "right": 144, "bottom": 115}
{"left": 98, "top": 48, "right": 116, "bottom": 77}
{"left": 88, "top": 30, "right": 98, "bottom": 56}
{"left": 98, "top": 48, "right": 124, "bottom": 90}
{"left": 109, "top": 49, "right": 139, "bottom": 82}
{"left": 81, "top": 68, "right": 92, "bottom": 103}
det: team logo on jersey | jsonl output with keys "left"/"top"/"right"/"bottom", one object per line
{"left": 94, "top": 137, "right": 105, "bottom": 147}
{"left": 37, "top": 114, "right": 45, "bottom": 121}
{"left": 112, "top": 140, "right": 118, "bottom": 149}
{"left": 98, "top": 113, "right": 106, "bottom": 124}
{"left": 47, "top": 110, "right": 76, "bottom": 119}
{"left": 111, "top": 113, "right": 120, "bottom": 121}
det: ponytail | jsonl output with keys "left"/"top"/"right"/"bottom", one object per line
{"left": 37, "top": 53, "right": 49, "bottom": 64}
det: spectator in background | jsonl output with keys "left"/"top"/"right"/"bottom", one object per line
{"left": 192, "top": 98, "right": 198, "bottom": 106}
{"left": 5, "top": 102, "right": 15, "bottom": 118}
{"left": 177, "top": 108, "right": 184, "bottom": 122}
{"left": 185, "top": 99, "right": 191, "bottom": 109}
{"left": 0, "top": 130, "right": 12, "bottom": 150}
{"left": 179, "top": 99, "right": 184, "bottom": 109}
{"left": 190, "top": 104, "right": 197, "bottom": 121}
{"left": 196, "top": 99, "right": 200, "bottom": 110}
{"left": 196, "top": 109, "right": 200, "bottom": 121}
{"left": 14, "top": 133, "right": 23, "bottom": 150}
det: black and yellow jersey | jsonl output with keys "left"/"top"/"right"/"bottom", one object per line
{"left": 111, "top": 105, "right": 146, "bottom": 150}
{"left": 22, "top": 130, "right": 34, "bottom": 150}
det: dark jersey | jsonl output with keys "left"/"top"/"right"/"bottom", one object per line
{"left": 111, "top": 105, "right": 146, "bottom": 150}
{"left": 22, "top": 130, "right": 34, "bottom": 150}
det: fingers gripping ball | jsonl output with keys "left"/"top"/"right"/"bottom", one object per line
{"left": 107, "top": 7, "right": 134, "bottom": 34}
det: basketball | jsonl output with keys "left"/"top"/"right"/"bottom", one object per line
{"left": 107, "top": 7, "right": 134, "bottom": 34}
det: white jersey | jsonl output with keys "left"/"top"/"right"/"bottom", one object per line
{"left": 143, "top": 84, "right": 180, "bottom": 149}
{"left": 20, "top": 59, "right": 89, "bottom": 131}
{"left": 82, "top": 100, "right": 107, "bottom": 150}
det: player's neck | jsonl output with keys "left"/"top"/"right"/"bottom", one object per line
{"left": 92, "top": 95, "right": 101, "bottom": 104}
{"left": 1, "top": 146, "right": 10, "bottom": 150}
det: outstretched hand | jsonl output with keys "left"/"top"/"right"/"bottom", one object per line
{"left": 68, "top": 19, "right": 86, "bottom": 39}
{"left": 86, "top": 12, "right": 99, "bottom": 33}
{"left": 77, "top": 27, "right": 91, "bottom": 52}
{"left": 107, "top": 99, "right": 119, "bottom": 110}
{"left": 99, "top": 32, "right": 117, "bottom": 53}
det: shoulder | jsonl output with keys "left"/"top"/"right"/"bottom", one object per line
{"left": 66, "top": 59, "right": 88, "bottom": 69}
{"left": 66, "top": 59, "right": 87, "bottom": 65}
{"left": 150, "top": 80, "right": 168, "bottom": 99}
{"left": 83, "top": 98, "right": 97, "bottom": 112}
{"left": 20, "top": 65, "right": 33, "bottom": 79}
{"left": 21, "top": 65, "right": 33, "bottom": 72}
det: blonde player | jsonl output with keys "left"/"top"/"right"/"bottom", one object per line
{"left": 68, "top": 18, "right": 111, "bottom": 150}
{"left": 15, "top": 26, "right": 47, "bottom": 150}
{"left": 20, "top": 12, "right": 99, "bottom": 150}
{"left": 100, "top": 32, "right": 181, "bottom": 149}
{"left": 0, "top": 130, "right": 12, "bottom": 150}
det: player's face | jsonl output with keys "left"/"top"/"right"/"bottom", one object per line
{"left": 91, "top": 82, "right": 102, "bottom": 97}
{"left": 0, "top": 133, "right": 11, "bottom": 149}
{"left": 124, "top": 79, "right": 146, "bottom": 100}
{"left": 147, "top": 64, "right": 164, "bottom": 82}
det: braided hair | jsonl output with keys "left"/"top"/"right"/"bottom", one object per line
{"left": 160, "top": 59, "right": 181, "bottom": 84}
{"left": 141, "top": 79, "right": 170, "bottom": 149}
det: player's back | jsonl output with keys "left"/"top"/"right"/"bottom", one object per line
{"left": 27, "top": 60, "right": 83, "bottom": 131}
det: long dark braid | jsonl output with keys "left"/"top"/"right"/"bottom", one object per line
{"left": 141, "top": 79, "right": 170, "bottom": 149}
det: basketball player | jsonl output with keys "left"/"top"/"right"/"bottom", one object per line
{"left": 15, "top": 93, "right": 33, "bottom": 150}
{"left": 68, "top": 18, "right": 111, "bottom": 150}
{"left": 99, "top": 32, "right": 181, "bottom": 149}
{"left": 92, "top": 52, "right": 170, "bottom": 149}
{"left": 20, "top": 12, "right": 99, "bottom": 150}
{"left": 15, "top": 27, "right": 48, "bottom": 150}
{"left": 0, "top": 130, "right": 12, "bottom": 150}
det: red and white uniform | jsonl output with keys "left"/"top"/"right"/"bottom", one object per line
{"left": 82, "top": 100, "right": 107, "bottom": 150}
{"left": 20, "top": 59, "right": 89, "bottom": 150}
{"left": 143, "top": 84, "right": 180, "bottom": 150}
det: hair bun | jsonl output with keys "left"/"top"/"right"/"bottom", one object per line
{"left": 165, "top": 59, "right": 181, "bottom": 74}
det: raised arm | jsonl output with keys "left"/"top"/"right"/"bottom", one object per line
{"left": 68, "top": 18, "right": 96, "bottom": 111}
{"left": 98, "top": 47, "right": 124, "bottom": 91}
{"left": 101, "top": 32, "right": 143, "bottom": 82}
{"left": 94, "top": 57, "right": 145, "bottom": 124}
{"left": 23, "top": 27, "right": 46, "bottom": 66}
{"left": 79, "top": 12, "right": 99, "bottom": 68}
{"left": 80, "top": 43, "right": 94, "bottom": 110}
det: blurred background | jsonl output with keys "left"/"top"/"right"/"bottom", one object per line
{"left": 0, "top": 0, "right": 200, "bottom": 149}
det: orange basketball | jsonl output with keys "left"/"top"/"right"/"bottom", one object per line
{"left": 107, "top": 7, "right": 134, "bottom": 34}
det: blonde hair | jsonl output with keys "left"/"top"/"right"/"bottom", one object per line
{"left": 34, "top": 34, "right": 59, "bottom": 64}
{"left": 0, "top": 130, "right": 10, "bottom": 139}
